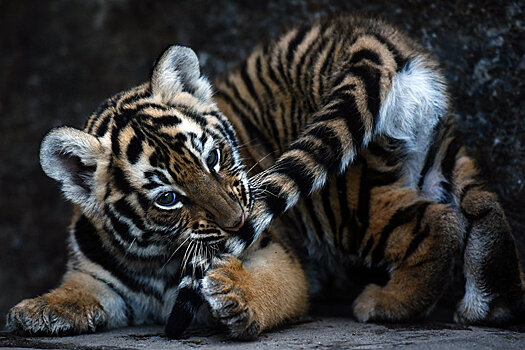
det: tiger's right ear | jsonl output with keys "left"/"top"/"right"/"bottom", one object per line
{"left": 40, "top": 127, "right": 106, "bottom": 214}
{"left": 151, "top": 45, "right": 213, "bottom": 104}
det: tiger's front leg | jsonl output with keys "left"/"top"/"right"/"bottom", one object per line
{"left": 6, "top": 270, "right": 128, "bottom": 335}
{"left": 202, "top": 239, "right": 308, "bottom": 339}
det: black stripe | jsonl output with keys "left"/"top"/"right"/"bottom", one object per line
{"left": 372, "top": 33, "right": 407, "bottom": 71}
{"left": 235, "top": 221, "right": 257, "bottom": 247}
{"left": 240, "top": 61, "right": 269, "bottom": 133}
{"left": 346, "top": 64, "right": 381, "bottom": 121}
{"left": 318, "top": 40, "right": 336, "bottom": 98}
{"left": 95, "top": 114, "right": 112, "bottom": 137}
{"left": 371, "top": 202, "right": 431, "bottom": 266}
{"left": 254, "top": 56, "right": 281, "bottom": 141}
{"left": 262, "top": 182, "right": 289, "bottom": 216}
{"left": 79, "top": 270, "right": 135, "bottom": 326}
{"left": 214, "top": 91, "right": 275, "bottom": 153}
{"left": 126, "top": 132, "right": 144, "bottom": 164}
{"left": 113, "top": 166, "right": 133, "bottom": 194}
{"left": 361, "top": 236, "right": 375, "bottom": 258}
{"left": 73, "top": 215, "right": 164, "bottom": 300}
{"left": 441, "top": 137, "right": 462, "bottom": 182}
{"left": 286, "top": 26, "right": 309, "bottom": 66}
{"left": 274, "top": 155, "right": 316, "bottom": 196}
{"left": 403, "top": 225, "right": 431, "bottom": 261}
{"left": 150, "top": 115, "right": 182, "bottom": 126}
{"left": 304, "top": 123, "right": 344, "bottom": 171}
{"left": 105, "top": 205, "right": 135, "bottom": 244}
{"left": 348, "top": 49, "right": 381, "bottom": 66}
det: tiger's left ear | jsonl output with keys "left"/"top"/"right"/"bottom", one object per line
{"left": 151, "top": 45, "right": 213, "bottom": 104}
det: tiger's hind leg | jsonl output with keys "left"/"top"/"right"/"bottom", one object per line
{"left": 352, "top": 195, "right": 462, "bottom": 322}
{"left": 452, "top": 153, "right": 525, "bottom": 324}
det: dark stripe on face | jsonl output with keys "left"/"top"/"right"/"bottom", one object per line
{"left": 150, "top": 115, "right": 182, "bottom": 126}
{"left": 106, "top": 205, "right": 136, "bottom": 244}
{"left": 126, "top": 133, "right": 144, "bottom": 164}
{"left": 73, "top": 215, "right": 163, "bottom": 300}
{"left": 207, "top": 111, "right": 239, "bottom": 148}
{"left": 113, "top": 166, "right": 134, "bottom": 194}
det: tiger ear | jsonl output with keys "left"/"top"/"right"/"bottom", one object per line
{"left": 40, "top": 127, "right": 106, "bottom": 214}
{"left": 151, "top": 45, "right": 213, "bottom": 103}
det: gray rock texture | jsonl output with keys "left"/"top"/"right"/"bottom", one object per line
{"left": 0, "top": 0, "right": 524, "bottom": 340}
{"left": 1, "top": 319, "right": 525, "bottom": 349}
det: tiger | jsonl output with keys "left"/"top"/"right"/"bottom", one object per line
{"left": 6, "top": 14, "right": 524, "bottom": 340}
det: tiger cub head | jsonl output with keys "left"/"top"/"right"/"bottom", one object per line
{"left": 39, "top": 46, "right": 252, "bottom": 255}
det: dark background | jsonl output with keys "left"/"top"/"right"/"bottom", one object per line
{"left": 1, "top": 0, "right": 524, "bottom": 323}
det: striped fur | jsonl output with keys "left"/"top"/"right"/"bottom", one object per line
{"left": 6, "top": 15, "right": 524, "bottom": 339}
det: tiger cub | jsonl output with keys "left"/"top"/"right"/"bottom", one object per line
{"left": 7, "top": 15, "right": 524, "bottom": 339}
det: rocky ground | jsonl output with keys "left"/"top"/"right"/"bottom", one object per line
{"left": 1, "top": 318, "right": 525, "bottom": 349}
{"left": 1, "top": 0, "right": 524, "bottom": 346}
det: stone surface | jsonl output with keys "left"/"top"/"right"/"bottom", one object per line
{"left": 0, "top": 0, "right": 524, "bottom": 333}
{"left": 1, "top": 318, "right": 525, "bottom": 349}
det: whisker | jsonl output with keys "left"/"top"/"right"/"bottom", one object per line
{"left": 161, "top": 236, "right": 190, "bottom": 272}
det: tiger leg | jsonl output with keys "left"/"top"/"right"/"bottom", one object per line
{"left": 453, "top": 156, "right": 525, "bottom": 324}
{"left": 353, "top": 202, "right": 461, "bottom": 322}
{"left": 203, "top": 238, "right": 308, "bottom": 339}
{"left": 234, "top": 48, "right": 448, "bottom": 248}
{"left": 6, "top": 270, "right": 129, "bottom": 335}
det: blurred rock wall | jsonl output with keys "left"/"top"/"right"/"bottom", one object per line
{"left": 1, "top": 0, "right": 523, "bottom": 321}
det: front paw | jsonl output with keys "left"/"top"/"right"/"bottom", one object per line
{"left": 202, "top": 256, "right": 260, "bottom": 340}
{"left": 6, "top": 292, "right": 107, "bottom": 335}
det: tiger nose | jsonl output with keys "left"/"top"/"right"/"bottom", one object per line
{"left": 223, "top": 212, "right": 245, "bottom": 232}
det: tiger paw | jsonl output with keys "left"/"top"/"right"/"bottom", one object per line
{"left": 6, "top": 292, "right": 107, "bottom": 335}
{"left": 352, "top": 284, "right": 385, "bottom": 323}
{"left": 202, "top": 256, "right": 261, "bottom": 340}
{"left": 454, "top": 292, "right": 525, "bottom": 325}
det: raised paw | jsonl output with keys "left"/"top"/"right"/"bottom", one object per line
{"left": 6, "top": 290, "right": 107, "bottom": 335}
{"left": 202, "top": 256, "right": 261, "bottom": 340}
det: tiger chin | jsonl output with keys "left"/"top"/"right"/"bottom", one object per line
{"left": 7, "top": 14, "right": 525, "bottom": 339}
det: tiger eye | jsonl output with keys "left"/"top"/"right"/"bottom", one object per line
{"left": 155, "top": 192, "right": 178, "bottom": 207}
